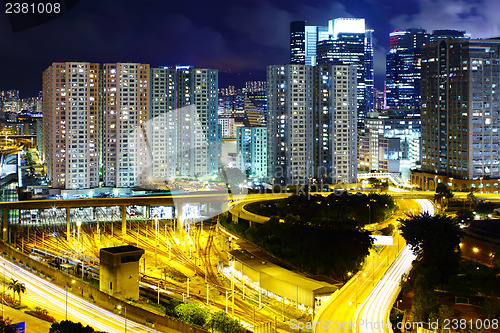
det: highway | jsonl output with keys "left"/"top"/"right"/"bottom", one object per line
{"left": 313, "top": 198, "right": 432, "bottom": 333}
{"left": 0, "top": 256, "right": 162, "bottom": 333}
{"left": 353, "top": 199, "right": 435, "bottom": 333}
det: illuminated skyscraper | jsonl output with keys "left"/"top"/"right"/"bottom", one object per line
{"left": 267, "top": 64, "right": 357, "bottom": 185}
{"left": 420, "top": 38, "right": 500, "bottom": 180}
{"left": 103, "top": 63, "right": 150, "bottom": 188}
{"left": 149, "top": 67, "right": 177, "bottom": 181}
{"left": 316, "top": 18, "right": 374, "bottom": 127}
{"left": 176, "top": 67, "right": 220, "bottom": 177}
{"left": 386, "top": 28, "right": 468, "bottom": 114}
{"left": 42, "top": 62, "right": 100, "bottom": 189}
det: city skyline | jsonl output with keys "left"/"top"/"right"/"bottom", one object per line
{"left": 1, "top": 0, "right": 500, "bottom": 97}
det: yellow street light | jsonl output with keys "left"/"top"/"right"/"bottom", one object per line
{"left": 473, "top": 247, "right": 479, "bottom": 253}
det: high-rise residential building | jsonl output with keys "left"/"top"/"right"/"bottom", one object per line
{"left": 267, "top": 64, "right": 357, "bottom": 185}
{"left": 42, "top": 62, "right": 100, "bottom": 189}
{"left": 149, "top": 67, "right": 177, "bottom": 182}
{"left": 420, "top": 38, "right": 500, "bottom": 181}
{"left": 317, "top": 65, "right": 358, "bottom": 183}
{"left": 102, "top": 63, "right": 150, "bottom": 188}
{"left": 219, "top": 117, "right": 236, "bottom": 139}
{"left": 315, "top": 18, "right": 374, "bottom": 127}
{"left": 176, "top": 67, "right": 220, "bottom": 177}
{"left": 268, "top": 64, "right": 315, "bottom": 184}
{"left": 237, "top": 126, "right": 267, "bottom": 179}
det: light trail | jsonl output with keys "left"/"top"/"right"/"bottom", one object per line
{"left": 0, "top": 256, "right": 161, "bottom": 333}
{"left": 353, "top": 199, "right": 434, "bottom": 333}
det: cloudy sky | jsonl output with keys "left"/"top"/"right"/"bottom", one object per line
{"left": 0, "top": 0, "right": 499, "bottom": 97}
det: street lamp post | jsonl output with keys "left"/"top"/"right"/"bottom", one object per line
{"left": 117, "top": 305, "right": 127, "bottom": 333}
{"left": 65, "top": 279, "right": 75, "bottom": 320}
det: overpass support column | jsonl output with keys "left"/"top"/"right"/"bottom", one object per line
{"left": 66, "top": 207, "right": 71, "bottom": 242}
{"left": 2, "top": 210, "right": 8, "bottom": 242}
{"left": 121, "top": 205, "right": 127, "bottom": 236}
{"left": 176, "top": 204, "right": 183, "bottom": 231}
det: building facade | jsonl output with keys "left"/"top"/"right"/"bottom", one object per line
{"left": 420, "top": 38, "right": 500, "bottom": 181}
{"left": 315, "top": 18, "right": 374, "bottom": 127}
{"left": 102, "top": 63, "right": 150, "bottom": 188}
{"left": 267, "top": 64, "right": 357, "bottom": 185}
{"left": 237, "top": 126, "right": 267, "bottom": 179}
{"left": 149, "top": 67, "right": 177, "bottom": 182}
{"left": 42, "top": 62, "right": 100, "bottom": 189}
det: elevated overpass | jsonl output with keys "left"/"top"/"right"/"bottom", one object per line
{"left": 1, "top": 191, "right": 235, "bottom": 243}
{"left": 358, "top": 172, "right": 411, "bottom": 188}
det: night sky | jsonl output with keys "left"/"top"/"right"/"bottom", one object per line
{"left": 1, "top": 0, "right": 499, "bottom": 97}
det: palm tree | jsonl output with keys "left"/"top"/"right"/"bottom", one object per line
{"left": 7, "top": 279, "right": 26, "bottom": 304}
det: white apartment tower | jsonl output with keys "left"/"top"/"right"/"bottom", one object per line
{"left": 103, "top": 63, "right": 150, "bottom": 187}
{"left": 42, "top": 62, "right": 100, "bottom": 189}
{"left": 267, "top": 64, "right": 357, "bottom": 185}
{"left": 176, "top": 67, "right": 220, "bottom": 177}
{"left": 150, "top": 67, "right": 177, "bottom": 181}
{"left": 317, "top": 65, "right": 358, "bottom": 183}
{"left": 267, "top": 64, "right": 315, "bottom": 184}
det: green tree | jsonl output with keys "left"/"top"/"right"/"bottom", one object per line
{"left": 8, "top": 279, "right": 25, "bottom": 304}
{"left": 434, "top": 183, "right": 454, "bottom": 210}
{"left": 174, "top": 303, "right": 209, "bottom": 327}
{"left": 455, "top": 209, "right": 474, "bottom": 224}
{"left": 207, "top": 311, "right": 245, "bottom": 333}
{"left": 475, "top": 201, "right": 496, "bottom": 219}
{"left": 429, "top": 305, "right": 454, "bottom": 332}
{"left": 466, "top": 191, "right": 477, "bottom": 210}
{"left": 399, "top": 213, "right": 462, "bottom": 284}
{"left": 49, "top": 320, "right": 105, "bottom": 333}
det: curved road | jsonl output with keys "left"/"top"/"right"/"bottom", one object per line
{"left": 313, "top": 198, "right": 433, "bottom": 333}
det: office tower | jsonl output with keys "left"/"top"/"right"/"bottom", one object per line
{"left": 149, "top": 67, "right": 177, "bottom": 182}
{"left": 386, "top": 29, "right": 429, "bottom": 113}
{"left": 42, "top": 62, "right": 100, "bottom": 189}
{"left": 316, "top": 18, "right": 374, "bottom": 127}
{"left": 374, "top": 88, "right": 385, "bottom": 110}
{"left": 430, "top": 29, "right": 468, "bottom": 43}
{"left": 103, "top": 63, "right": 150, "bottom": 188}
{"left": 420, "top": 38, "right": 500, "bottom": 181}
{"left": 290, "top": 21, "right": 306, "bottom": 64}
{"left": 389, "top": 28, "right": 430, "bottom": 51}
{"left": 176, "top": 67, "right": 220, "bottom": 177}
{"left": 237, "top": 126, "right": 267, "bottom": 179}
{"left": 290, "top": 21, "right": 329, "bottom": 66}
{"left": 386, "top": 28, "right": 468, "bottom": 114}
{"left": 267, "top": 64, "right": 357, "bottom": 185}
{"left": 317, "top": 65, "right": 358, "bottom": 183}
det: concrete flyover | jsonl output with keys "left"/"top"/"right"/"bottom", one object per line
{"left": 1, "top": 191, "right": 233, "bottom": 242}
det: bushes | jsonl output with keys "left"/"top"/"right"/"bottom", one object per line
{"left": 174, "top": 303, "right": 209, "bottom": 327}
{"left": 207, "top": 311, "right": 245, "bottom": 333}
{"left": 171, "top": 302, "right": 245, "bottom": 332}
